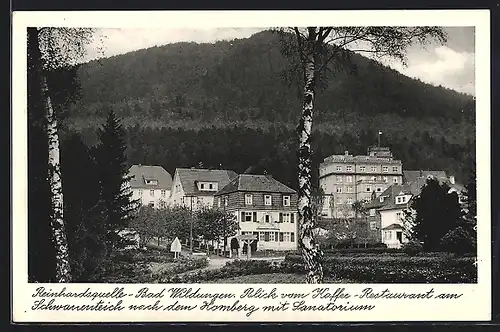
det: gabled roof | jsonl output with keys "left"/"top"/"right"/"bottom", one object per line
{"left": 216, "top": 174, "right": 296, "bottom": 195}
{"left": 365, "top": 183, "right": 416, "bottom": 211}
{"left": 128, "top": 165, "right": 173, "bottom": 190}
{"left": 382, "top": 223, "right": 405, "bottom": 230}
{"left": 404, "top": 170, "right": 465, "bottom": 193}
{"left": 176, "top": 168, "right": 238, "bottom": 195}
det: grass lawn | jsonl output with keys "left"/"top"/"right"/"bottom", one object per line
{"left": 204, "top": 273, "right": 352, "bottom": 284}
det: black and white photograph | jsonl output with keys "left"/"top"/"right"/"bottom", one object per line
{"left": 12, "top": 10, "right": 491, "bottom": 322}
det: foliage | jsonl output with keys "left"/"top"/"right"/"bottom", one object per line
{"left": 410, "top": 177, "right": 463, "bottom": 251}
{"left": 153, "top": 256, "right": 209, "bottom": 279}
{"left": 195, "top": 207, "right": 239, "bottom": 250}
{"left": 60, "top": 133, "right": 108, "bottom": 281}
{"left": 94, "top": 110, "right": 137, "bottom": 247}
{"left": 402, "top": 241, "right": 424, "bottom": 256}
{"left": 281, "top": 254, "right": 476, "bottom": 283}
{"left": 440, "top": 226, "right": 476, "bottom": 255}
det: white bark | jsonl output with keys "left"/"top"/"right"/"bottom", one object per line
{"left": 41, "top": 74, "right": 72, "bottom": 282}
{"left": 297, "top": 31, "right": 324, "bottom": 283}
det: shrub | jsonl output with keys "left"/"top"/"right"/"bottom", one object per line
{"left": 440, "top": 226, "right": 476, "bottom": 255}
{"left": 281, "top": 253, "right": 476, "bottom": 283}
{"left": 153, "top": 256, "right": 208, "bottom": 279}
{"left": 402, "top": 241, "right": 424, "bottom": 256}
{"left": 323, "top": 247, "right": 402, "bottom": 255}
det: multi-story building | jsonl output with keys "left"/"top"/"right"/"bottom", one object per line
{"left": 169, "top": 168, "right": 238, "bottom": 211}
{"left": 319, "top": 146, "right": 404, "bottom": 218}
{"left": 214, "top": 174, "right": 298, "bottom": 252}
{"left": 128, "top": 165, "right": 173, "bottom": 208}
{"left": 365, "top": 183, "right": 418, "bottom": 248}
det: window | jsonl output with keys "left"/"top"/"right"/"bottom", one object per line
{"left": 383, "top": 176, "right": 388, "bottom": 183}
{"left": 396, "top": 212, "right": 402, "bottom": 220}
{"left": 283, "top": 196, "right": 290, "bottom": 206}
{"left": 371, "top": 166, "right": 377, "bottom": 172}
{"left": 148, "top": 202, "right": 155, "bottom": 207}
{"left": 384, "top": 231, "right": 392, "bottom": 240}
{"left": 366, "top": 186, "right": 371, "bottom": 192}
{"left": 282, "top": 213, "right": 291, "bottom": 223}
{"left": 150, "top": 190, "right": 155, "bottom": 197}
{"left": 377, "top": 187, "right": 382, "bottom": 192}
{"left": 282, "top": 232, "right": 290, "bottom": 242}
{"left": 244, "top": 212, "right": 253, "bottom": 222}
{"left": 291, "top": 213, "right": 295, "bottom": 223}
{"left": 372, "top": 176, "right": 377, "bottom": 181}
{"left": 382, "top": 166, "right": 388, "bottom": 172}
{"left": 290, "top": 233, "right": 295, "bottom": 242}
{"left": 370, "top": 222, "right": 377, "bottom": 230}
{"left": 346, "top": 175, "right": 353, "bottom": 183}
{"left": 336, "top": 187, "right": 342, "bottom": 193}
{"left": 369, "top": 209, "right": 376, "bottom": 217}
{"left": 224, "top": 196, "right": 228, "bottom": 206}
{"left": 264, "top": 195, "right": 272, "bottom": 206}
{"left": 393, "top": 177, "right": 399, "bottom": 184}
{"left": 346, "top": 166, "right": 353, "bottom": 172}
{"left": 209, "top": 183, "right": 213, "bottom": 190}
{"left": 269, "top": 232, "right": 275, "bottom": 242}
{"left": 265, "top": 214, "right": 271, "bottom": 223}
{"left": 259, "top": 232, "right": 265, "bottom": 241}
{"left": 336, "top": 176, "right": 343, "bottom": 183}
{"left": 347, "top": 186, "right": 353, "bottom": 193}
{"left": 360, "top": 166, "right": 366, "bottom": 172}
{"left": 138, "top": 189, "right": 143, "bottom": 196}
{"left": 279, "top": 232, "right": 284, "bottom": 242}
{"left": 264, "top": 232, "right": 270, "bottom": 242}
{"left": 245, "top": 194, "right": 253, "bottom": 205}
{"left": 336, "top": 166, "right": 342, "bottom": 171}
{"left": 392, "top": 166, "right": 398, "bottom": 172}
{"left": 347, "top": 198, "right": 353, "bottom": 205}
{"left": 161, "top": 189, "right": 166, "bottom": 197}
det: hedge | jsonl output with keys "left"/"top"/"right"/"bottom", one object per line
{"left": 281, "top": 254, "right": 477, "bottom": 283}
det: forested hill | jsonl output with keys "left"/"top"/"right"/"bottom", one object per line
{"left": 61, "top": 30, "right": 476, "bottom": 187}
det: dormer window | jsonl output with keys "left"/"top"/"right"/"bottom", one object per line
{"left": 145, "top": 179, "right": 158, "bottom": 186}
{"left": 396, "top": 195, "right": 408, "bottom": 204}
{"left": 283, "top": 195, "right": 290, "bottom": 206}
{"left": 379, "top": 196, "right": 385, "bottom": 203}
{"left": 197, "top": 182, "right": 218, "bottom": 191}
{"left": 264, "top": 195, "right": 272, "bottom": 206}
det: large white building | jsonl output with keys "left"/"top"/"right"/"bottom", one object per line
{"left": 214, "top": 174, "right": 299, "bottom": 252}
{"left": 169, "top": 168, "right": 238, "bottom": 211}
{"left": 319, "top": 146, "right": 404, "bottom": 218}
{"left": 128, "top": 165, "right": 173, "bottom": 209}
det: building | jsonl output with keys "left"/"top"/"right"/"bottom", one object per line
{"left": 403, "top": 170, "right": 465, "bottom": 199}
{"left": 128, "top": 165, "right": 173, "bottom": 208}
{"left": 365, "top": 183, "right": 418, "bottom": 248}
{"left": 319, "top": 146, "right": 404, "bottom": 218}
{"left": 169, "top": 168, "right": 238, "bottom": 211}
{"left": 214, "top": 174, "right": 298, "bottom": 252}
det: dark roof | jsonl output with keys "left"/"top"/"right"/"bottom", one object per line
{"left": 382, "top": 223, "right": 405, "bottom": 230}
{"left": 176, "top": 168, "right": 238, "bottom": 195}
{"left": 128, "top": 165, "right": 173, "bottom": 190}
{"left": 216, "top": 174, "right": 296, "bottom": 195}
{"left": 404, "top": 170, "right": 465, "bottom": 192}
{"left": 364, "top": 183, "right": 417, "bottom": 211}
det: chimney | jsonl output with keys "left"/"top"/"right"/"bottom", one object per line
{"left": 449, "top": 175, "right": 455, "bottom": 185}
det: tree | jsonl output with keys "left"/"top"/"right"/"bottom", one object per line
{"left": 27, "top": 27, "right": 95, "bottom": 282}
{"left": 410, "top": 177, "right": 463, "bottom": 251}
{"left": 278, "top": 26, "right": 447, "bottom": 283}
{"left": 195, "top": 207, "right": 239, "bottom": 255}
{"left": 94, "top": 110, "right": 137, "bottom": 248}
{"left": 61, "top": 133, "right": 107, "bottom": 281}
{"left": 129, "top": 206, "right": 162, "bottom": 248}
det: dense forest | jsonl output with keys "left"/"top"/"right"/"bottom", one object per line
{"left": 61, "top": 30, "right": 475, "bottom": 185}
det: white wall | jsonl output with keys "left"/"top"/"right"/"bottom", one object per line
{"left": 131, "top": 188, "right": 170, "bottom": 208}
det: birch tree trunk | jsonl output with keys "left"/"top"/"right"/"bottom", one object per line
{"left": 41, "top": 74, "right": 72, "bottom": 282}
{"left": 297, "top": 29, "right": 324, "bottom": 284}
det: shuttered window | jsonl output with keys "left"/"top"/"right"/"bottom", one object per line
{"left": 253, "top": 212, "right": 257, "bottom": 222}
{"left": 275, "top": 232, "right": 279, "bottom": 242}
{"left": 279, "top": 232, "right": 284, "bottom": 242}
{"left": 290, "top": 213, "right": 295, "bottom": 223}
{"left": 264, "top": 232, "right": 270, "bottom": 242}
{"left": 291, "top": 233, "right": 295, "bottom": 242}
{"left": 279, "top": 213, "right": 283, "bottom": 223}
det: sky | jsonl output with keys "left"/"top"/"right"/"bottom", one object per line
{"left": 85, "top": 27, "right": 475, "bottom": 95}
